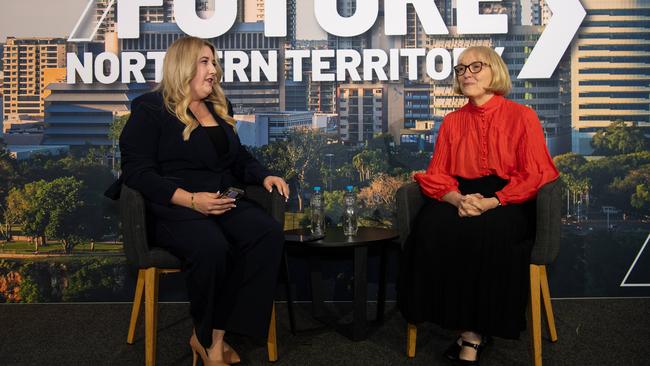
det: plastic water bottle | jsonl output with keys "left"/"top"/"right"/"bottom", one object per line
{"left": 310, "top": 186, "right": 324, "bottom": 236}
{"left": 342, "top": 185, "right": 358, "bottom": 236}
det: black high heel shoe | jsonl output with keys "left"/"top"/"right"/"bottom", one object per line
{"left": 443, "top": 336, "right": 490, "bottom": 365}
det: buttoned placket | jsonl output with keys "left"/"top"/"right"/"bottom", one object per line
{"left": 479, "top": 110, "right": 491, "bottom": 175}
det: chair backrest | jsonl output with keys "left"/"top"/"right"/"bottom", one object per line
{"left": 395, "top": 180, "right": 563, "bottom": 265}
{"left": 530, "top": 179, "right": 562, "bottom": 265}
{"left": 120, "top": 184, "right": 152, "bottom": 269}
{"left": 120, "top": 184, "right": 183, "bottom": 271}
{"left": 395, "top": 182, "right": 425, "bottom": 249}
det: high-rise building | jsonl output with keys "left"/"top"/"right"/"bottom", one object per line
{"left": 480, "top": 0, "right": 522, "bottom": 26}
{"left": 570, "top": 0, "right": 650, "bottom": 155}
{"left": 285, "top": 80, "right": 308, "bottom": 111}
{"left": 2, "top": 37, "right": 67, "bottom": 122}
{"left": 304, "top": 0, "right": 371, "bottom": 114}
{"left": 244, "top": 0, "right": 265, "bottom": 22}
{"left": 140, "top": 0, "right": 176, "bottom": 23}
{"left": 243, "top": 0, "right": 296, "bottom": 43}
{"left": 338, "top": 84, "right": 386, "bottom": 144}
{"left": 404, "top": 0, "right": 454, "bottom": 50}
{"left": 308, "top": 76, "right": 337, "bottom": 114}
{"left": 530, "top": 0, "right": 552, "bottom": 26}
{"left": 94, "top": 0, "right": 117, "bottom": 41}
{"left": 0, "top": 43, "right": 3, "bottom": 135}
{"left": 327, "top": 0, "right": 371, "bottom": 50}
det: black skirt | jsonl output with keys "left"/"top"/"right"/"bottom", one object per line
{"left": 397, "top": 175, "right": 535, "bottom": 339}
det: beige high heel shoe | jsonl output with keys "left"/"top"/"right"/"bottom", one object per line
{"left": 189, "top": 333, "right": 230, "bottom": 366}
{"left": 223, "top": 342, "right": 241, "bottom": 364}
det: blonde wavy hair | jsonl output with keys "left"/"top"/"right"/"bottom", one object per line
{"left": 453, "top": 46, "right": 512, "bottom": 96}
{"left": 157, "top": 36, "right": 235, "bottom": 141}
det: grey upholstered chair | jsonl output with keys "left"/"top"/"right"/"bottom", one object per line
{"left": 120, "top": 184, "right": 286, "bottom": 366}
{"left": 396, "top": 179, "right": 561, "bottom": 366}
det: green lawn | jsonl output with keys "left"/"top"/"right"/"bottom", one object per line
{"left": 0, "top": 241, "right": 123, "bottom": 254}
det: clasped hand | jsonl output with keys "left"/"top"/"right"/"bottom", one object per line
{"left": 457, "top": 194, "right": 499, "bottom": 217}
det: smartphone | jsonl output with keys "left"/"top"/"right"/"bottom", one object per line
{"left": 220, "top": 187, "right": 245, "bottom": 200}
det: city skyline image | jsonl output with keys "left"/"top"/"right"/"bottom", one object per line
{"left": 0, "top": 0, "right": 648, "bottom": 305}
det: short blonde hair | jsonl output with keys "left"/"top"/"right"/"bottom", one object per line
{"left": 157, "top": 36, "right": 235, "bottom": 141}
{"left": 453, "top": 46, "right": 511, "bottom": 96}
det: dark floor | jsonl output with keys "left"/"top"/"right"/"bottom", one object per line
{"left": 0, "top": 299, "right": 649, "bottom": 366}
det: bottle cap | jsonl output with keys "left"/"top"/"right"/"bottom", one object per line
{"left": 346, "top": 185, "right": 353, "bottom": 192}
{"left": 314, "top": 186, "right": 321, "bottom": 191}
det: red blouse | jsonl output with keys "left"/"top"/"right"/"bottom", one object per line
{"left": 414, "top": 95, "right": 559, "bottom": 205}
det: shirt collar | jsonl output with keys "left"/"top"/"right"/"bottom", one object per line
{"left": 464, "top": 94, "right": 505, "bottom": 114}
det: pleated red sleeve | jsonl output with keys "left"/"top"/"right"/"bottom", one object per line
{"left": 494, "top": 108, "right": 559, "bottom": 205}
{"left": 413, "top": 119, "right": 460, "bottom": 200}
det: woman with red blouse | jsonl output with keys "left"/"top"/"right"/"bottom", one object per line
{"left": 397, "top": 46, "right": 559, "bottom": 366}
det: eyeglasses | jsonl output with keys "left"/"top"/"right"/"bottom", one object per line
{"left": 453, "top": 61, "right": 490, "bottom": 76}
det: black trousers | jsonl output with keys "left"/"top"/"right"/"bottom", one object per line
{"left": 154, "top": 199, "right": 284, "bottom": 348}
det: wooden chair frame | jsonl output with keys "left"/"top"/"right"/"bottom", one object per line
{"left": 406, "top": 264, "right": 558, "bottom": 366}
{"left": 126, "top": 268, "right": 279, "bottom": 365}
{"left": 398, "top": 180, "right": 561, "bottom": 366}
{"left": 120, "top": 184, "right": 285, "bottom": 365}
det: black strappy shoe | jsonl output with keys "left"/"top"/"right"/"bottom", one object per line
{"left": 444, "top": 336, "right": 490, "bottom": 364}
{"left": 455, "top": 339, "right": 482, "bottom": 365}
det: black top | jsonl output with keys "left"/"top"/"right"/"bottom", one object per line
{"left": 202, "top": 125, "right": 229, "bottom": 156}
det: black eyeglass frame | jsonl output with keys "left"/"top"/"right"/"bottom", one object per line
{"left": 453, "top": 61, "right": 491, "bottom": 76}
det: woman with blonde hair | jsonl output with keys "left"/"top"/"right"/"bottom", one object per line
{"left": 118, "top": 36, "right": 289, "bottom": 365}
{"left": 397, "top": 46, "right": 559, "bottom": 365}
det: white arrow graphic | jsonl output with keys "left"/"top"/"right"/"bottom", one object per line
{"left": 620, "top": 233, "right": 650, "bottom": 287}
{"left": 68, "top": 0, "right": 116, "bottom": 42}
{"left": 518, "top": 0, "right": 586, "bottom": 79}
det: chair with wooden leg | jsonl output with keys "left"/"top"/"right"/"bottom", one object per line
{"left": 396, "top": 179, "right": 561, "bottom": 365}
{"left": 120, "top": 184, "right": 285, "bottom": 366}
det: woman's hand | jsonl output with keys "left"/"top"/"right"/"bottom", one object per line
{"left": 191, "top": 192, "right": 236, "bottom": 216}
{"left": 263, "top": 176, "right": 290, "bottom": 201}
{"left": 475, "top": 197, "right": 501, "bottom": 212}
{"left": 442, "top": 191, "right": 483, "bottom": 217}
{"left": 459, "top": 195, "right": 501, "bottom": 217}
{"left": 458, "top": 194, "right": 484, "bottom": 217}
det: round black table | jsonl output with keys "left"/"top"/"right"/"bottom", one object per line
{"left": 283, "top": 227, "right": 399, "bottom": 341}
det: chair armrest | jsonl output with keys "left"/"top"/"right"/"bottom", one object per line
{"left": 396, "top": 182, "right": 426, "bottom": 248}
{"left": 531, "top": 179, "right": 562, "bottom": 265}
{"left": 245, "top": 185, "right": 286, "bottom": 227}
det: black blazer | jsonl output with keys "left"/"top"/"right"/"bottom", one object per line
{"left": 116, "top": 91, "right": 271, "bottom": 221}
